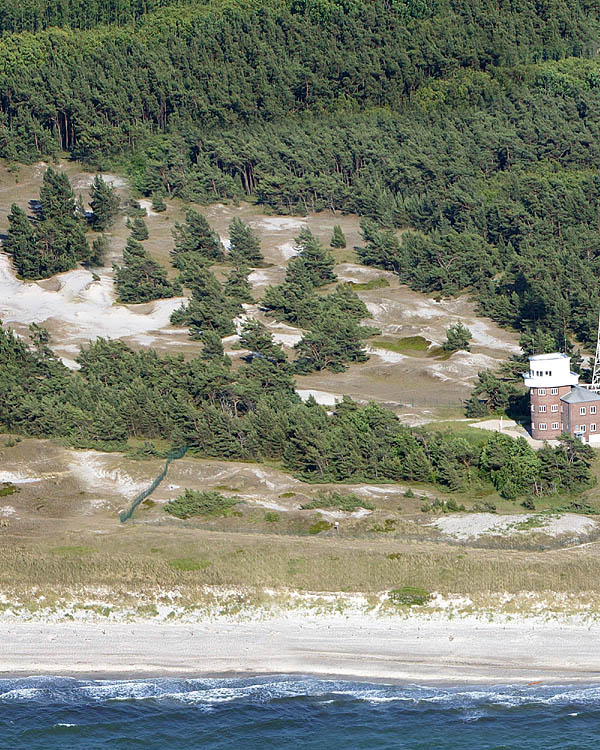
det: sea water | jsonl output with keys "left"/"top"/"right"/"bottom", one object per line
{"left": 0, "top": 676, "right": 599, "bottom": 749}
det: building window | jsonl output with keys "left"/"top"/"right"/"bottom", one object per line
{"left": 551, "top": 387, "right": 558, "bottom": 395}
{"left": 538, "top": 388, "right": 546, "bottom": 395}
{"left": 531, "top": 422, "right": 535, "bottom": 430}
{"left": 581, "top": 425, "right": 587, "bottom": 433}
{"left": 539, "top": 423, "right": 547, "bottom": 430}
{"left": 539, "top": 405, "right": 546, "bottom": 413}
{"left": 552, "top": 422, "right": 560, "bottom": 430}
{"left": 592, "top": 424, "right": 597, "bottom": 432}
{"left": 551, "top": 404, "right": 558, "bottom": 412}
{"left": 531, "top": 404, "right": 535, "bottom": 412}
{"left": 591, "top": 406, "right": 597, "bottom": 415}
{"left": 580, "top": 407, "right": 587, "bottom": 415}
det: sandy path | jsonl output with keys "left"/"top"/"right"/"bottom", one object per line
{"left": 2, "top": 617, "right": 600, "bottom": 683}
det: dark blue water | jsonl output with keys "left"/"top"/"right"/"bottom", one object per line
{"left": 0, "top": 676, "right": 599, "bottom": 749}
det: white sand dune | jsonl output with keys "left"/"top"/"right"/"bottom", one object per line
{"left": 0, "top": 255, "right": 184, "bottom": 347}
{"left": 2, "top": 615, "right": 600, "bottom": 683}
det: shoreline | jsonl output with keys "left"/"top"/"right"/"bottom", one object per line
{"left": 2, "top": 615, "right": 600, "bottom": 684}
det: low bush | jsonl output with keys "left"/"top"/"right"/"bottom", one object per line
{"left": 301, "top": 491, "right": 374, "bottom": 512}
{"left": 421, "top": 498, "right": 465, "bottom": 513}
{"left": 472, "top": 500, "right": 497, "bottom": 513}
{"left": 370, "top": 518, "right": 397, "bottom": 533}
{"left": 389, "top": 586, "right": 432, "bottom": 607}
{"left": 264, "top": 511, "right": 280, "bottom": 523}
{"left": 0, "top": 483, "right": 19, "bottom": 497}
{"left": 308, "top": 520, "right": 333, "bottom": 534}
{"left": 164, "top": 489, "right": 241, "bottom": 519}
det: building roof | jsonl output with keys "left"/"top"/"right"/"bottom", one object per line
{"left": 528, "top": 352, "right": 570, "bottom": 362}
{"left": 560, "top": 385, "right": 600, "bottom": 404}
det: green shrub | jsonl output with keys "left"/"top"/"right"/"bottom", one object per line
{"left": 404, "top": 488, "right": 415, "bottom": 498}
{"left": 264, "top": 511, "right": 280, "bottom": 523}
{"left": 0, "top": 483, "right": 19, "bottom": 497}
{"left": 421, "top": 498, "right": 465, "bottom": 513}
{"left": 164, "top": 489, "right": 241, "bottom": 519}
{"left": 348, "top": 278, "right": 389, "bottom": 291}
{"left": 472, "top": 500, "right": 497, "bottom": 513}
{"left": 389, "top": 586, "right": 432, "bottom": 606}
{"left": 279, "top": 491, "right": 296, "bottom": 498}
{"left": 309, "top": 519, "right": 333, "bottom": 534}
{"left": 126, "top": 441, "right": 164, "bottom": 460}
{"left": 521, "top": 496, "right": 536, "bottom": 510}
{"left": 301, "top": 490, "right": 374, "bottom": 512}
{"left": 370, "top": 518, "right": 397, "bottom": 532}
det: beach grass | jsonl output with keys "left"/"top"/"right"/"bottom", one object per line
{"left": 2, "top": 527, "right": 600, "bottom": 606}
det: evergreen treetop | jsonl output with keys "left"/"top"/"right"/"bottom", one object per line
{"left": 228, "top": 217, "right": 263, "bottom": 265}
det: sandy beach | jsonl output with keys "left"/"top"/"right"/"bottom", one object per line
{"left": 1, "top": 615, "right": 600, "bottom": 684}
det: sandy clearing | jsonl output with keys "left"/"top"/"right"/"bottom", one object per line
{"left": 252, "top": 217, "right": 307, "bottom": 232}
{"left": 0, "top": 255, "right": 185, "bottom": 350}
{"left": 279, "top": 242, "right": 298, "bottom": 260}
{"left": 432, "top": 513, "right": 598, "bottom": 541}
{"left": 368, "top": 347, "right": 406, "bottom": 363}
{"left": 138, "top": 199, "right": 158, "bottom": 217}
{"left": 335, "top": 263, "right": 391, "bottom": 283}
{"left": 68, "top": 451, "right": 147, "bottom": 498}
{"left": 4, "top": 616, "right": 600, "bottom": 683}
{"left": 70, "top": 173, "right": 128, "bottom": 190}
{"left": 296, "top": 389, "right": 343, "bottom": 406}
{"left": 272, "top": 332, "right": 302, "bottom": 347}
{"left": 0, "top": 471, "right": 42, "bottom": 484}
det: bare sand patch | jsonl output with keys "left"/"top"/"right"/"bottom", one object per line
{"left": 431, "top": 513, "right": 598, "bottom": 541}
{"left": 296, "top": 389, "right": 342, "bottom": 406}
{"left": 5, "top": 614, "right": 600, "bottom": 682}
{"left": 68, "top": 451, "right": 147, "bottom": 499}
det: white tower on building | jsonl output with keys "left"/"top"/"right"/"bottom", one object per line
{"left": 523, "top": 353, "right": 579, "bottom": 440}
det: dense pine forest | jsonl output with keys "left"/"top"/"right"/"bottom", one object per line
{"left": 1, "top": 0, "right": 599, "bottom": 351}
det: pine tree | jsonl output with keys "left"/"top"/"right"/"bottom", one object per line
{"left": 114, "top": 236, "right": 181, "bottom": 303}
{"left": 88, "top": 235, "right": 109, "bottom": 267}
{"left": 172, "top": 209, "right": 224, "bottom": 266}
{"left": 295, "top": 228, "right": 336, "bottom": 286}
{"left": 443, "top": 323, "right": 473, "bottom": 352}
{"left": 170, "top": 266, "right": 235, "bottom": 337}
{"left": 200, "top": 330, "right": 226, "bottom": 360}
{"left": 31, "top": 217, "right": 90, "bottom": 276}
{"left": 130, "top": 217, "right": 149, "bottom": 240}
{"left": 4, "top": 204, "right": 40, "bottom": 278}
{"left": 39, "top": 168, "right": 77, "bottom": 221}
{"left": 224, "top": 259, "right": 253, "bottom": 307}
{"left": 228, "top": 217, "right": 263, "bottom": 265}
{"left": 151, "top": 192, "right": 167, "bottom": 212}
{"left": 330, "top": 224, "right": 346, "bottom": 248}
{"left": 89, "top": 175, "right": 120, "bottom": 230}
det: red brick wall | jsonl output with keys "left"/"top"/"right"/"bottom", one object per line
{"left": 565, "top": 401, "right": 600, "bottom": 442}
{"left": 529, "top": 385, "right": 571, "bottom": 439}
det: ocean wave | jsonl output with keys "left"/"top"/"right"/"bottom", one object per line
{"left": 2, "top": 677, "right": 600, "bottom": 711}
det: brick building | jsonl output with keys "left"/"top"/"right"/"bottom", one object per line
{"left": 523, "top": 352, "right": 600, "bottom": 444}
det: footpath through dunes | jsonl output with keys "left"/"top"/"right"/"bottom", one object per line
{"left": 0, "top": 161, "right": 519, "bottom": 419}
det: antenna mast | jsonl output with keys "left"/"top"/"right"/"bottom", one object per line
{"left": 592, "top": 311, "right": 600, "bottom": 391}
